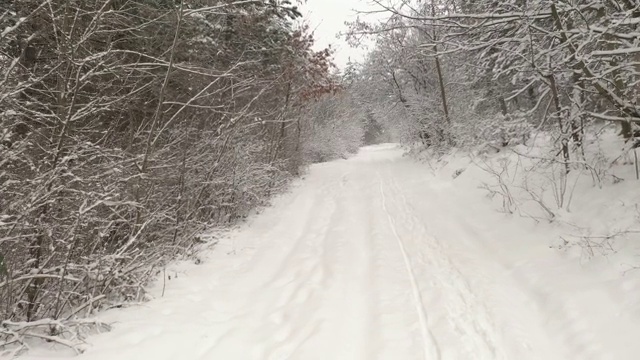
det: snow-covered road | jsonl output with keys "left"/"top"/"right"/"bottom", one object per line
{"left": 27, "top": 144, "right": 640, "bottom": 360}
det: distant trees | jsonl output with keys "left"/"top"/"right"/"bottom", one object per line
{"left": 0, "top": 0, "right": 339, "bottom": 352}
{"left": 301, "top": 82, "right": 366, "bottom": 162}
{"left": 348, "top": 0, "right": 640, "bottom": 157}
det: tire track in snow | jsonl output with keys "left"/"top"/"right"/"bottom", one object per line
{"left": 263, "top": 168, "right": 376, "bottom": 359}
{"left": 258, "top": 186, "right": 340, "bottom": 359}
{"left": 407, "top": 174, "right": 582, "bottom": 360}
{"left": 377, "top": 172, "right": 442, "bottom": 360}
{"left": 193, "top": 178, "right": 339, "bottom": 359}
{"left": 384, "top": 172, "right": 502, "bottom": 359}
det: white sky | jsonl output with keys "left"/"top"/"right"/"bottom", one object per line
{"left": 300, "top": 0, "right": 386, "bottom": 70}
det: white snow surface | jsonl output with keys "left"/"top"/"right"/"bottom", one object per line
{"left": 21, "top": 143, "right": 640, "bottom": 360}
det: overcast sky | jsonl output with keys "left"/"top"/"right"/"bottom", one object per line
{"left": 300, "top": 0, "right": 385, "bottom": 70}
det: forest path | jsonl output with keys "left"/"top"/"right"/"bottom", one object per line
{"left": 25, "top": 144, "right": 636, "bottom": 360}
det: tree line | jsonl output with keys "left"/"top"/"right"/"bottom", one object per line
{"left": 0, "top": 0, "right": 348, "bottom": 351}
{"left": 346, "top": 0, "right": 640, "bottom": 159}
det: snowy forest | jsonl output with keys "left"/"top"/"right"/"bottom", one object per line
{"left": 0, "top": 0, "right": 354, "bottom": 349}
{"left": 346, "top": 0, "right": 640, "bottom": 150}
{"left": 3, "top": 0, "right": 640, "bottom": 357}
{"left": 339, "top": 0, "right": 640, "bottom": 223}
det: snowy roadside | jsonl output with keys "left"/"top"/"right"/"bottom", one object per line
{"left": 418, "top": 131, "right": 640, "bottom": 265}
{"left": 407, "top": 133, "right": 640, "bottom": 359}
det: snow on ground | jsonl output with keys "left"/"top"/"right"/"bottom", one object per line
{"left": 20, "top": 143, "right": 640, "bottom": 360}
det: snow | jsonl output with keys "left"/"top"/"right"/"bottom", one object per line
{"left": 20, "top": 143, "right": 640, "bottom": 360}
